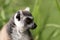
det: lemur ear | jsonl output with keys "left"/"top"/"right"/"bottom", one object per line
{"left": 16, "top": 11, "right": 20, "bottom": 21}
{"left": 24, "top": 7, "right": 30, "bottom": 12}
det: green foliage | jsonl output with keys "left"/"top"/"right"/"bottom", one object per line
{"left": 0, "top": 0, "right": 60, "bottom": 40}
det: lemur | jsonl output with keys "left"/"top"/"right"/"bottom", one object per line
{"left": 0, "top": 7, "right": 37, "bottom": 40}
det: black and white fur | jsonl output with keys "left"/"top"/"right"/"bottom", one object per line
{"left": 0, "top": 7, "right": 37, "bottom": 40}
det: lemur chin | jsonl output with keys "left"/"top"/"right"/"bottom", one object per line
{"left": 0, "top": 7, "right": 37, "bottom": 40}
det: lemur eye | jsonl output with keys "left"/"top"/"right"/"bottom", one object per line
{"left": 16, "top": 11, "right": 20, "bottom": 21}
{"left": 26, "top": 18, "right": 33, "bottom": 24}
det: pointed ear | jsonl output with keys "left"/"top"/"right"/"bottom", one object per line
{"left": 24, "top": 7, "right": 30, "bottom": 12}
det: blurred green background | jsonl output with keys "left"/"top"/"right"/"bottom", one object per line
{"left": 0, "top": 0, "right": 60, "bottom": 40}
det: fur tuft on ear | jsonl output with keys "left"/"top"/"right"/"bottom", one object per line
{"left": 24, "top": 7, "right": 30, "bottom": 12}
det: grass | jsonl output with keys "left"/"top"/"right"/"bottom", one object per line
{"left": 0, "top": 0, "right": 60, "bottom": 40}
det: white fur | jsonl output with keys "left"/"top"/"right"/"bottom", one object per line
{"left": 27, "top": 22, "right": 34, "bottom": 28}
{"left": 14, "top": 12, "right": 25, "bottom": 32}
{"left": 24, "top": 7, "right": 30, "bottom": 12}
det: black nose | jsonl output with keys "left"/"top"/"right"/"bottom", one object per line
{"left": 31, "top": 23, "right": 37, "bottom": 29}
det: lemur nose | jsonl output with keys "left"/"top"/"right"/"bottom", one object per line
{"left": 34, "top": 23, "right": 37, "bottom": 28}
{"left": 31, "top": 23, "right": 37, "bottom": 29}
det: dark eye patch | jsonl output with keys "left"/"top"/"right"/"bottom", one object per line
{"left": 26, "top": 18, "right": 33, "bottom": 24}
{"left": 22, "top": 11, "right": 32, "bottom": 16}
{"left": 16, "top": 11, "right": 20, "bottom": 21}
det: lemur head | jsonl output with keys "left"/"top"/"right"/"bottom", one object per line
{"left": 14, "top": 7, "right": 37, "bottom": 32}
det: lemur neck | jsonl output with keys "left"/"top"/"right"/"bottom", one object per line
{"left": 11, "top": 28, "right": 31, "bottom": 40}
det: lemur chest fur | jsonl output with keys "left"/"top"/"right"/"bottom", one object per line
{"left": 11, "top": 28, "right": 32, "bottom": 40}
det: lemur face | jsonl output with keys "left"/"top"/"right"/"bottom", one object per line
{"left": 14, "top": 7, "right": 37, "bottom": 32}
